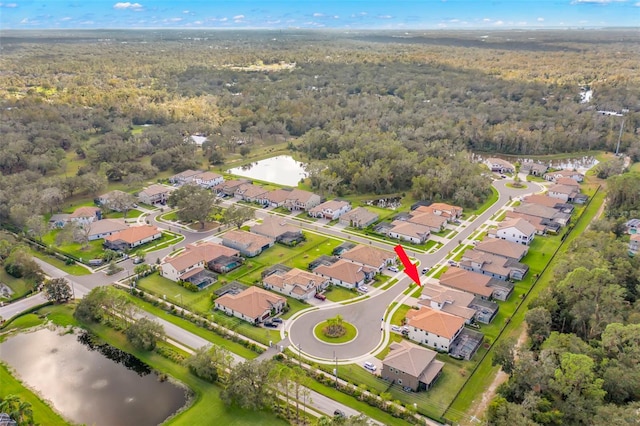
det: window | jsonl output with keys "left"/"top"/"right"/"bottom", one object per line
{"left": 398, "top": 379, "right": 403, "bottom": 385}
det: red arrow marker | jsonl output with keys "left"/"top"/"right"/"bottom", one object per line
{"left": 394, "top": 245, "right": 421, "bottom": 286}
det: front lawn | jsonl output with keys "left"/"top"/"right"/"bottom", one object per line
{"left": 389, "top": 303, "right": 412, "bottom": 325}
{"left": 280, "top": 297, "right": 310, "bottom": 320}
{"left": 0, "top": 269, "right": 34, "bottom": 301}
{"left": 211, "top": 311, "right": 280, "bottom": 346}
{"left": 29, "top": 250, "right": 92, "bottom": 276}
{"left": 324, "top": 286, "right": 358, "bottom": 302}
{"left": 104, "top": 209, "right": 143, "bottom": 219}
{"left": 42, "top": 230, "right": 105, "bottom": 261}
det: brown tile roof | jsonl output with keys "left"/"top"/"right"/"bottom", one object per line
{"left": 474, "top": 239, "right": 529, "bottom": 260}
{"left": 104, "top": 225, "right": 160, "bottom": 245}
{"left": 70, "top": 206, "right": 101, "bottom": 218}
{"left": 215, "top": 286, "right": 285, "bottom": 320}
{"left": 383, "top": 340, "right": 443, "bottom": 384}
{"left": 504, "top": 211, "right": 546, "bottom": 233}
{"left": 195, "top": 171, "right": 222, "bottom": 181}
{"left": 438, "top": 267, "right": 494, "bottom": 298}
{"left": 251, "top": 217, "right": 300, "bottom": 239}
{"left": 171, "top": 169, "right": 202, "bottom": 180}
{"left": 263, "top": 268, "right": 324, "bottom": 291}
{"left": 88, "top": 219, "right": 128, "bottom": 236}
{"left": 523, "top": 194, "right": 561, "bottom": 208}
{"left": 314, "top": 259, "right": 374, "bottom": 284}
{"left": 460, "top": 251, "right": 511, "bottom": 277}
{"left": 339, "top": 207, "right": 379, "bottom": 225}
{"left": 631, "top": 234, "right": 640, "bottom": 242}
{"left": 419, "top": 283, "right": 476, "bottom": 321}
{"left": 405, "top": 306, "right": 466, "bottom": 339}
{"left": 549, "top": 184, "right": 578, "bottom": 196}
{"left": 414, "top": 203, "right": 462, "bottom": 218}
{"left": 222, "top": 230, "right": 274, "bottom": 252}
{"left": 286, "top": 188, "right": 318, "bottom": 203}
{"left": 389, "top": 221, "right": 431, "bottom": 239}
{"left": 309, "top": 200, "right": 350, "bottom": 215}
{"left": 236, "top": 183, "right": 269, "bottom": 198}
{"left": 139, "top": 184, "right": 170, "bottom": 197}
{"left": 166, "top": 242, "right": 239, "bottom": 271}
{"left": 498, "top": 217, "right": 536, "bottom": 236}
{"left": 408, "top": 212, "right": 448, "bottom": 228}
{"left": 555, "top": 177, "right": 580, "bottom": 187}
{"left": 341, "top": 245, "right": 394, "bottom": 269}
{"left": 265, "top": 188, "right": 292, "bottom": 204}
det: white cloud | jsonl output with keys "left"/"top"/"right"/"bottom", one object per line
{"left": 313, "top": 12, "right": 324, "bottom": 17}
{"left": 20, "top": 17, "right": 28, "bottom": 23}
{"left": 537, "top": 17, "right": 545, "bottom": 22}
{"left": 635, "top": 1, "right": 640, "bottom": 5}
{"left": 165, "top": 17, "right": 182, "bottom": 22}
{"left": 233, "top": 14, "right": 244, "bottom": 20}
{"left": 183, "top": 10, "right": 189, "bottom": 14}
{"left": 219, "top": 17, "right": 227, "bottom": 22}
{"left": 494, "top": 20, "right": 504, "bottom": 25}
{"left": 377, "top": 15, "right": 392, "bottom": 19}
{"left": 61, "top": 16, "right": 72, "bottom": 21}
{"left": 0, "top": 3, "right": 19, "bottom": 8}
{"left": 482, "top": 18, "right": 491, "bottom": 22}
{"left": 113, "top": 2, "right": 143, "bottom": 10}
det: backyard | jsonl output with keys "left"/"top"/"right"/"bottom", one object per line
{"left": 0, "top": 268, "right": 34, "bottom": 302}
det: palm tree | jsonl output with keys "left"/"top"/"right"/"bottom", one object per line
{"left": 0, "top": 395, "right": 34, "bottom": 426}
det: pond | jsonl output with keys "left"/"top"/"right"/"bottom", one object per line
{"left": 227, "top": 155, "right": 307, "bottom": 186}
{"left": 0, "top": 328, "right": 188, "bottom": 426}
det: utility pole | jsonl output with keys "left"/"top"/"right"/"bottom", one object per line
{"left": 298, "top": 343, "right": 302, "bottom": 367}
{"left": 334, "top": 351, "right": 338, "bottom": 387}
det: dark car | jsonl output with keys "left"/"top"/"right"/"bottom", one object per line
{"left": 271, "top": 318, "right": 283, "bottom": 324}
{"left": 133, "top": 257, "right": 145, "bottom": 264}
{"left": 314, "top": 293, "right": 326, "bottom": 301}
{"left": 264, "top": 322, "right": 278, "bottom": 328}
{"left": 333, "top": 410, "right": 346, "bottom": 418}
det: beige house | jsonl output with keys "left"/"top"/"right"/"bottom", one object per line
{"left": 495, "top": 218, "right": 536, "bottom": 245}
{"left": 250, "top": 217, "right": 304, "bottom": 245}
{"left": 381, "top": 340, "right": 444, "bottom": 392}
{"left": 388, "top": 221, "right": 430, "bottom": 244}
{"left": 138, "top": 184, "right": 171, "bottom": 205}
{"left": 407, "top": 212, "right": 448, "bottom": 232}
{"left": 414, "top": 203, "right": 462, "bottom": 221}
{"left": 284, "top": 189, "right": 321, "bottom": 211}
{"left": 630, "top": 234, "right": 640, "bottom": 254}
{"left": 264, "top": 188, "right": 292, "bottom": 207}
{"left": 313, "top": 259, "right": 375, "bottom": 289}
{"left": 485, "top": 158, "right": 515, "bottom": 174}
{"left": 214, "top": 286, "right": 286, "bottom": 324}
{"left": 473, "top": 238, "right": 529, "bottom": 261}
{"left": 103, "top": 225, "right": 162, "bottom": 251}
{"left": 221, "top": 230, "right": 274, "bottom": 257}
{"left": 169, "top": 169, "right": 202, "bottom": 185}
{"left": 338, "top": 207, "right": 379, "bottom": 228}
{"left": 544, "top": 170, "right": 584, "bottom": 182}
{"left": 340, "top": 245, "right": 396, "bottom": 272}
{"left": 263, "top": 268, "right": 328, "bottom": 300}
{"left": 160, "top": 242, "right": 240, "bottom": 282}
{"left": 548, "top": 184, "right": 579, "bottom": 202}
{"left": 439, "top": 267, "right": 513, "bottom": 301}
{"left": 87, "top": 219, "right": 128, "bottom": 241}
{"left": 405, "top": 306, "right": 466, "bottom": 352}
{"left": 234, "top": 183, "right": 269, "bottom": 203}
{"left": 193, "top": 171, "right": 224, "bottom": 188}
{"left": 308, "top": 200, "right": 352, "bottom": 220}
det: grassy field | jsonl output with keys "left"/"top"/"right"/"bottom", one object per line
{"left": 444, "top": 186, "right": 605, "bottom": 423}
{"left": 41, "top": 231, "right": 105, "bottom": 260}
{"left": 30, "top": 250, "right": 92, "bottom": 275}
{"left": 389, "top": 303, "right": 412, "bottom": 325}
{"left": 105, "top": 209, "right": 143, "bottom": 219}
{"left": 211, "top": 311, "right": 280, "bottom": 346}
{"left": 324, "top": 286, "right": 358, "bottom": 302}
{"left": 0, "top": 269, "right": 34, "bottom": 301}
{"left": 313, "top": 320, "right": 357, "bottom": 344}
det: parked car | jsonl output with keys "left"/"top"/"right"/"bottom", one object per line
{"left": 264, "top": 321, "right": 278, "bottom": 328}
{"left": 271, "top": 318, "right": 283, "bottom": 324}
{"left": 421, "top": 267, "right": 430, "bottom": 274}
{"left": 448, "top": 260, "right": 458, "bottom": 266}
{"left": 391, "top": 325, "right": 401, "bottom": 332}
{"left": 387, "top": 266, "right": 399, "bottom": 272}
{"left": 500, "top": 174, "right": 507, "bottom": 179}
{"left": 314, "top": 293, "right": 326, "bottom": 301}
{"left": 363, "top": 362, "right": 377, "bottom": 372}
{"left": 358, "top": 286, "right": 368, "bottom": 292}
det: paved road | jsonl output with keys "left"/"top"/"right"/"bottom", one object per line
{"left": 287, "top": 179, "right": 543, "bottom": 361}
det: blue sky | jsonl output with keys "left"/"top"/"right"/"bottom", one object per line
{"left": 1, "top": 1, "right": 638, "bottom": 30}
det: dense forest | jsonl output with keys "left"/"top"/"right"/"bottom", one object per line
{"left": 0, "top": 29, "right": 639, "bottom": 226}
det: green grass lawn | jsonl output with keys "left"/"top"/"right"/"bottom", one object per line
{"left": 280, "top": 298, "right": 310, "bottom": 320}
{"left": 374, "top": 333, "right": 404, "bottom": 360}
{"left": 313, "top": 320, "right": 357, "bottom": 344}
{"left": 159, "top": 211, "right": 179, "bottom": 221}
{"left": 41, "top": 231, "right": 105, "bottom": 261}
{"left": 142, "top": 231, "right": 185, "bottom": 253}
{"left": 104, "top": 209, "right": 143, "bottom": 219}
{"left": 0, "top": 313, "right": 44, "bottom": 336}
{"left": 389, "top": 303, "right": 412, "bottom": 325}
{"left": 211, "top": 311, "right": 279, "bottom": 346}
{"left": 29, "top": 250, "right": 92, "bottom": 276}
{"left": 0, "top": 269, "right": 34, "bottom": 301}
{"left": 324, "top": 286, "right": 358, "bottom": 302}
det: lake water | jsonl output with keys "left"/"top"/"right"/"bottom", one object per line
{"left": 227, "top": 155, "right": 307, "bottom": 186}
{"left": 0, "top": 328, "right": 188, "bottom": 426}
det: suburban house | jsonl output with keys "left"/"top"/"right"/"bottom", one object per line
{"left": 234, "top": 183, "right": 269, "bottom": 203}
{"left": 169, "top": 169, "right": 202, "bottom": 185}
{"left": 264, "top": 188, "right": 292, "bottom": 208}
{"left": 474, "top": 239, "right": 529, "bottom": 261}
{"left": 555, "top": 177, "right": 580, "bottom": 188}
{"left": 96, "top": 190, "right": 130, "bottom": 210}
{"left": 87, "top": 219, "right": 128, "bottom": 241}
{"left": 513, "top": 203, "right": 571, "bottom": 227}
{"left": 137, "top": 184, "right": 171, "bottom": 205}
{"left": 212, "top": 179, "right": 249, "bottom": 197}
{"left": 419, "top": 282, "right": 499, "bottom": 324}
{"left": 338, "top": 207, "right": 379, "bottom": 228}
{"left": 308, "top": 200, "right": 352, "bottom": 220}
{"left": 406, "top": 212, "right": 448, "bottom": 232}
{"left": 439, "top": 267, "right": 514, "bottom": 301}
{"left": 630, "top": 234, "right": 640, "bottom": 254}
{"left": 548, "top": 184, "right": 580, "bottom": 202}
{"left": 214, "top": 286, "right": 286, "bottom": 325}
{"left": 388, "top": 221, "right": 431, "bottom": 244}
{"left": 313, "top": 259, "right": 375, "bottom": 289}
{"left": 460, "top": 250, "right": 529, "bottom": 281}
{"left": 70, "top": 206, "right": 102, "bottom": 225}
{"left": 520, "top": 162, "right": 548, "bottom": 176}
{"left": 522, "top": 194, "right": 574, "bottom": 214}
{"left": 160, "top": 242, "right": 241, "bottom": 282}
{"left": 405, "top": 306, "right": 467, "bottom": 352}
{"left": 485, "top": 158, "right": 515, "bottom": 174}
{"left": 504, "top": 211, "right": 553, "bottom": 235}
{"left": 221, "top": 230, "right": 274, "bottom": 257}
{"left": 284, "top": 189, "right": 322, "bottom": 211}
{"left": 340, "top": 245, "right": 396, "bottom": 272}
{"left": 381, "top": 340, "right": 444, "bottom": 392}
{"left": 103, "top": 225, "right": 162, "bottom": 251}
{"left": 193, "top": 171, "right": 224, "bottom": 188}
{"left": 544, "top": 170, "right": 584, "bottom": 183}
{"left": 494, "top": 218, "right": 536, "bottom": 245}
{"left": 625, "top": 218, "right": 640, "bottom": 234}
{"left": 250, "top": 217, "right": 304, "bottom": 245}
{"left": 413, "top": 203, "right": 463, "bottom": 221}
{"left": 263, "top": 268, "right": 329, "bottom": 300}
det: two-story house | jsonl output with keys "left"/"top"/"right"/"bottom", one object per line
{"left": 234, "top": 183, "right": 270, "bottom": 204}
{"left": 485, "top": 158, "right": 515, "bottom": 174}
{"left": 308, "top": 200, "right": 352, "bottom": 220}
{"left": 495, "top": 218, "right": 535, "bottom": 245}
{"left": 284, "top": 189, "right": 322, "bottom": 211}
{"left": 381, "top": 340, "right": 444, "bottom": 392}
{"left": 137, "top": 184, "right": 171, "bottom": 205}
{"left": 338, "top": 207, "right": 379, "bottom": 228}
{"left": 630, "top": 234, "right": 640, "bottom": 254}
{"left": 169, "top": 169, "right": 202, "bottom": 185}
{"left": 263, "top": 268, "right": 329, "bottom": 300}
{"left": 405, "top": 306, "right": 467, "bottom": 352}
{"left": 460, "top": 250, "right": 529, "bottom": 281}
{"left": 193, "top": 171, "right": 224, "bottom": 188}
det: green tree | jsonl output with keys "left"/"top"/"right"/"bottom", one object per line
{"left": 168, "top": 184, "right": 220, "bottom": 229}
{"left": 43, "top": 277, "right": 73, "bottom": 303}
{"left": 525, "top": 307, "right": 552, "bottom": 350}
{"left": 187, "top": 346, "right": 220, "bottom": 383}
{"left": 25, "top": 215, "right": 47, "bottom": 241}
{"left": 4, "top": 247, "right": 43, "bottom": 283}
{"left": 125, "top": 317, "right": 165, "bottom": 351}
{"left": 222, "top": 205, "right": 255, "bottom": 229}
{"left": 492, "top": 337, "right": 516, "bottom": 374}
{"left": 0, "top": 395, "right": 34, "bottom": 426}
{"left": 221, "top": 360, "right": 274, "bottom": 410}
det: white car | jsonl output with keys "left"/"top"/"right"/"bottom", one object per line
{"left": 387, "top": 266, "right": 399, "bottom": 272}
{"left": 359, "top": 286, "right": 369, "bottom": 292}
{"left": 391, "top": 325, "right": 401, "bottom": 332}
{"left": 448, "top": 260, "right": 458, "bottom": 267}
{"left": 363, "top": 362, "right": 377, "bottom": 372}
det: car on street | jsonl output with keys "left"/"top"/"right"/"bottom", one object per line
{"left": 334, "top": 410, "right": 346, "bottom": 418}
{"left": 500, "top": 174, "right": 507, "bottom": 179}
{"left": 133, "top": 257, "right": 145, "bottom": 264}
{"left": 421, "top": 267, "right": 430, "bottom": 274}
{"left": 314, "top": 293, "right": 326, "bottom": 301}
{"left": 387, "top": 266, "right": 399, "bottom": 272}
{"left": 363, "top": 362, "right": 377, "bottom": 372}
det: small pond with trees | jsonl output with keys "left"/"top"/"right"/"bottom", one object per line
{"left": 0, "top": 328, "right": 188, "bottom": 426}
{"left": 227, "top": 155, "right": 307, "bottom": 186}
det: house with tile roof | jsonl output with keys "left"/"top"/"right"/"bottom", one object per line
{"left": 419, "top": 283, "right": 478, "bottom": 324}
{"left": 555, "top": 177, "right": 580, "bottom": 188}
{"left": 460, "top": 250, "right": 529, "bottom": 281}
{"left": 263, "top": 268, "right": 329, "bottom": 300}
{"left": 103, "top": 225, "right": 161, "bottom": 251}
{"left": 405, "top": 306, "right": 467, "bottom": 352}
{"left": 137, "top": 184, "right": 171, "bottom": 205}
{"left": 160, "top": 242, "right": 241, "bottom": 282}
{"left": 221, "top": 230, "right": 274, "bottom": 257}
{"left": 485, "top": 158, "right": 515, "bottom": 174}
{"left": 87, "top": 219, "right": 128, "bottom": 241}
{"left": 548, "top": 184, "right": 580, "bottom": 202}
{"left": 264, "top": 188, "right": 292, "bottom": 208}
{"left": 439, "top": 267, "right": 514, "bottom": 301}
{"left": 630, "top": 234, "right": 640, "bottom": 254}
{"left": 214, "top": 286, "right": 286, "bottom": 324}
{"left": 495, "top": 218, "right": 536, "bottom": 245}
{"left": 212, "top": 179, "right": 249, "bottom": 197}
{"left": 338, "top": 207, "right": 379, "bottom": 228}
{"left": 522, "top": 194, "right": 574, "bottom": 214}
{"left": 544, "top": 169, "right": 584, "bottom": 183}
{"left": 388, "top": 221, "right": 431, "bottom": 244}
{"left": 413, "top": 203, "right": 463, "bottom": 221}
{"left": 308, "top": 200, "right": 352, "bottom": 220}
{"left": 473, "top": 239, "right": 529, "bottom": 261}
{"left": 513, "top": 203, "right": 571, "bottom": 226}
{"left": 284, "top": 189, "right": 322, "bottom": 211}
{"left": 169, "top": 169, "right": 202, "bottom": 185}
{"left": 250, "top": 217, "right": 304, "bottom": 245}
{"left": 520, "top": 162, "right": 548, "bottom": 176}
{"left": 340, "top": 245, "right": 396, "bottom": 272}
{"left": 313, "top": 259, "right": 375, "bottom": 289}
{"left": 407, "top": 212, "right": 448, "bottom": 232}
{"left": 70, "top": 206, "right": 102, "bottom": 225}
{"left": 381, "top": 340, "right": 444, "bottom": 392}
{"left": 193, "top": 171, "right": 224, "bottom": 188}
{"left": 234, "top": 183, "right": 269, "bottom": 203}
